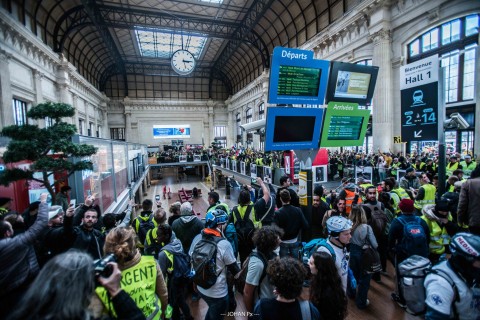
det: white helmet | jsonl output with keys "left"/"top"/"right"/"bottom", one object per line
{"left": 326, "top": 216, "right": 353, "bottom": 235}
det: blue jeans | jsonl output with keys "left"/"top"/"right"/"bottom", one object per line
{"left": 198, "top": 292, "right": 229, "bottom": 320}
{"left": 279, "top": 241, "right": 301, "bottom": 260}
{"left": 350, "top": 244, "right": 372, "bottom": 309}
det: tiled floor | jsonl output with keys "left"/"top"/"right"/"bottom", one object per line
{"left": 145, "top": 168, "right": 420, "bottom": 320}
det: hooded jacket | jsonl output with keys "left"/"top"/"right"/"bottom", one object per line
{"left": 171, "top": 215, "right": 204, "bottom": 254}
{"left": 157, "top": 237, "right": 184, "bottom": 277}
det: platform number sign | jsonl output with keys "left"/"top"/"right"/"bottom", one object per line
{"left": 400, "top": 55, "right": 438, "bottom": 142}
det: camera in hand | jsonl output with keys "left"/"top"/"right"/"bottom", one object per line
{"left": 93, "top": 254, "right": 116, "bottom": 279}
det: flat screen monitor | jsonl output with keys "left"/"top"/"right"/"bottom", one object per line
{"left": 325, "top": 62, "right": 379, "bottom": 106}
{"left": 320, "top": 102, "right": 370, "bottom": 147}
{"left": 268, "top": 47, "right": 330, "bottom": 105}
{"left": 265, "top": 107, "right": 324, "bottom": 151}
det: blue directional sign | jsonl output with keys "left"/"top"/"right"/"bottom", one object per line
{"left": 268, "top": 47, "right": 330, "bottom": 105}
{"left": 400, "top": 55, "right": 439, "bottom": 142}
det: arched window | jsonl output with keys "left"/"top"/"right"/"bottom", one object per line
{"left": 258, "top": 103, "right": 265, "bottom": 120}
{"left": 355, "top": 59, "right": 372, "bottom": 66}
{"left": 407, "top": 14, "right": 479, "bottom": 103}
{"left": 246, "top": 108, "right": 253, "bottom": 123}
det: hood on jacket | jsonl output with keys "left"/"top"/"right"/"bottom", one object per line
{"left": 344, "top": 183, "right": 357, "bottom": 191}
{"left": 180, "top": 215, "right": 199, "bottom": 224}
{"left": 162, "top": 237, "right": 184, "bottom": 254}
{"left": 422, "top": 204, "right": 441, "bottom": 222}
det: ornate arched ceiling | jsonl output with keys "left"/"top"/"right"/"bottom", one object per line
{"left": 12, "top": 0, "right": 354, "bottom": 99}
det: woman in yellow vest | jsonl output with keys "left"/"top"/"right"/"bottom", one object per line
{"left": 94, "top": 227, "right": 168, "bottom": 319}
{"left": 421, "top": 200, "right": 458, "bottom": 263}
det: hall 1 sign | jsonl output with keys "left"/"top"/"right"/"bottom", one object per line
{"left": 400, "top": 55, "right": 439, "bottom": 142}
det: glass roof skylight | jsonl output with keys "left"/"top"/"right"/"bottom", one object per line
{"left": 199, "top": 0, "right": 223, "bottom": 3}
{"left": 135, "top": 28, "right": 206, "bottom": 59}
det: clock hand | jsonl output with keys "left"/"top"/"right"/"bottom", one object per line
{"left": 182, "top": 60, "right": 193, "bottom": 64}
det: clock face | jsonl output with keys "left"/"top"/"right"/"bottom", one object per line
{"left": 171, "top": 50, "right": 196, "bottom": 75}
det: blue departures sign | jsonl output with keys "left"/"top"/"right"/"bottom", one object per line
{"left": 400, "top": 55, "right": 439, "bottom": 142}
{"left": 268, "top": 47, "right": 330, "bottom": 105}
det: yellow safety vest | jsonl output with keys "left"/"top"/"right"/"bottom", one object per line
{"left": 392, "top": 187, "right": 410, "bottom": 200}
{"left": 445, "top": 162, "right": 459, "bottom": 177}
{"left": 232, "top": 203, "right": 261, "bottom": 228}
{"left": 390, "top": 163, "right": 400, "bottom": 176}
{"left": 145, "top": 228, "right": 159, "bottom": 246}
{"left": 414, "top": 184, "right": 436, "bottom": 210}
{"left": 96, "top": 255, "right": 161, "bottom": 320}
{"left": 460, "top": 161, "right": 477, "bottom": 177}
{"left": 421, "top": 214, "right": 452, "bottom": 255}
{"left": 134, "top": 215, "right": 158, "bottom": 249}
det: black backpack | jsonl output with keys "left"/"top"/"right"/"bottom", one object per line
{"left": 135, "top": 214, "right": 156, "bottom": 245}
{"left": 191, "top": 234, "right": 223, "bottom": 289}
{"left": 163, "top": 249, "right": 193, "bottom": 281}
{"left": 233, "top": 205, "right": 255, "bottom": 244}
{"left": 363, "top": 203, "right": 388, "bottom": 238}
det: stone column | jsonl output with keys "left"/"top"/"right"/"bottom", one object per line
{"left": 125, "top": 112, "right": 131, "bottom": 143}
{"left": 371, "top": 29, "right": 394, "bottom": 152}
{"left": 71, "top": 93, "right": 79, "bottom": 130}
{"left": 207, "top": 99, "right": 215, "bottom": 145}
{"left": 32, "top": 69, "right": 44, "bottom": 104}
{"left": 0, "top": 50, "right": 13, "bottom": 128}
{"left": 227, "top": 110, "right": 234, "bottom": 147}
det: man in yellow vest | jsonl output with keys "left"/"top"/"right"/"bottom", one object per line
{"left": 390, "top": 158, "right": 400, "bottom": 178}
{"left": 445, "top": 155, "right": 462, "bottom": 178}
{"left": 412, "top": 173, "right": 436, "bottom": 215}
{"left": 421, "top": 199, "right": 458, "bottom": 263}
{"left": 460, "top": 155, "right": 476, "bottom": 178}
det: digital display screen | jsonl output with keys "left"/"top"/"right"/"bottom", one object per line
{"left": 326, "top": 116, "right": 364, "bottom": 140}
{"left": 153, "top": 125, "right": 190, "bottom": 139}
{"left": 334, "top": 71, "right": 371, "bottom": 99}
{"left": 264, "top": 107, "right": 324, "bottom": 151}
{"left": 277, "top": 66, "right": 321, "bottom": 97}
{"left": 273, "top": 116, "right": 316, "bottom": 142}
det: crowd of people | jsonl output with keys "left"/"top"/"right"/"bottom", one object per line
{"left": 0, "top": 146, "right": 479, "bottom": 320}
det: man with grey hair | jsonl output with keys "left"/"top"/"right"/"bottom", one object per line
{"left": 172, "top": 201, "right": 204, "bottom": 254}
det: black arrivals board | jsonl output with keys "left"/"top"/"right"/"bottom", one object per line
{"left": 400, "top": 82, "right": 438, "bottom": 142}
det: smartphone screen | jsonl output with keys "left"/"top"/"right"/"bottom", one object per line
{"left": 251, "top": 178, "right": 257, "bottom": 184}
{"left": 155, "top": 195, "right": 160, "bottom": 201}
{"left": 70, "top": 199, "right": 76, "bottom": 207}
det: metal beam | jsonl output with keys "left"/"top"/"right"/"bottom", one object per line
{"left": 80, "top": 0, "right": 128, "bottom": 96}
{"left": 99, "top": 62, "right": 232, "bottom": 96}
{"left": 52, "top": 4, "right": 269, "bottom": 82}
{"left": 214, "top": 0, "right": 275, "bottom": 73}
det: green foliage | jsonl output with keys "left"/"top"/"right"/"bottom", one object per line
{"left": 0, "top": 102, "right": 97, "bottom": 198}
{"left": 27, "top": 102, "right": 75, "bottom": 122}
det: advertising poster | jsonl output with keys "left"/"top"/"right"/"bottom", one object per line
{"left": 298, "top": 171, "right": 308, "bottom": 206}
{"left": 312, "top": 165, "right": 327, "bottom": 183}
{"left": 153, "top": 125, "right": 191, "bottom": 139}
{"left": 250, "top": 164, "right": 257, "bottom": 178}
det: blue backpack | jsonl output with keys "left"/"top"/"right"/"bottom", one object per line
{"left": 224, "top": 223, "right": 238, "bottom": 258}
{"left": 301, "top": 238, "right": 336, "bottom": 266}
{"left": 397, "top": 216, "right": 429, "bottom": 258}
